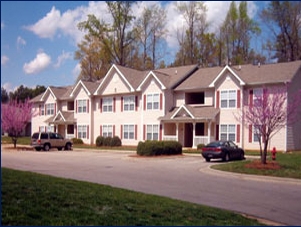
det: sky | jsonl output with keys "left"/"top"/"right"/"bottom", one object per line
{"left": 1, "top": 1, "right": 268, "bottom": 92}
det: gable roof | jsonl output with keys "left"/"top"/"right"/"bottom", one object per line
{"left": 70, "top": 80, "right": 101, "bottom": 97}
{"left": 39, "top": 86, "right": 73, "bottom": 101}
{"left": 209, "top": 65, "right": 245, "bottom": 87}
{"left": 45, "top": 111, "right": 75, "bottom": 124}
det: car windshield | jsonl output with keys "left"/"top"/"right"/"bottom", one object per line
{"left": 206, "top": 141, "right": 224, "bottom": 147}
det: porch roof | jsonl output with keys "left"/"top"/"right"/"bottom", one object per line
{"left": 45, "top": 111, "right": 75, "bottom": 125}
{"left": 159, "top": 105, "right": 219, "bottom": 122}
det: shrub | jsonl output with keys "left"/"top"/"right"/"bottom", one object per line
{"left": 96, "top": 136, "right": 105, "bottom": 147}
{"left": 72, "top": 138, "right": 84, "bottom": 144}
{"left": 111, "top": 136, "right": 122, "bottom": 147}
{"left": 137, "top": 140, "right": 182, "bottom": 156}
{"left": 103, "top": 137, "right": 112, "bottom": 146}
{"left": 197, "top": 144, "right": 205, "bottom": 150}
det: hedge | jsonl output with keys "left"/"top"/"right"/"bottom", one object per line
{"left": 95, "top": 136, "right": 122, "bottom": 147}
{"left": 71, "top": 138, "right": 84, "bottom": 144}
{"left": 137, "top": 140, "right": 182, "bottom": 156}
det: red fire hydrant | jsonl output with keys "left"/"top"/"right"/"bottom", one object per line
{"left": 271, "top": 147, "right": 277, "bottom": 160}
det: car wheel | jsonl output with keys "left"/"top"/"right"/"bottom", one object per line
{"left": 223, "top": 153, "right": 230, "bottom": 162}
{"left": 205, "top": 158, "right": 211, "bottom": 162}
{"left": 65, "top": 143, "right": 71, "bottom": 151}
{"left": 240, "top": 152, "right": 245, "bottom": 160}
{"left": 58, "top": 147, "right": 63, "bottom": 151}
{"left": 35, "top": 148, "right": 41, "bottom": 151}
{"left": 44, "top": 144, "right": 50, "bottom": 151}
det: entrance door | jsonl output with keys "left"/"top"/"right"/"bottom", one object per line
{"left": 184, "top": 123, "right": 193, "bottom": 147}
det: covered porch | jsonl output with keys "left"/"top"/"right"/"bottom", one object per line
{"left": 45, "top": 111, "right": 76, "bottom": 139}
{"left": 159, "top": 105, "right": 219, "bottom": 148}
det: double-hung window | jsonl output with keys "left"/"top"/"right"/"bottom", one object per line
{"left": 146, "top": 125, "right": 159, "bottom": 140}
{"left": 77, "top": 100, "right": 87, "bottom": 113}
{"left": 78, "top": 125, "right": 87, "bottom": 139}
{"left": 253, "top": 125, "right": 262, "bottom": 142}
{"left": 40, "top": 104, "right": 45, "bottom": 115}
{"left": 124, "top": 96, "right": 135, "bottom": 111}
{"left": 123, "top": 124, "right": 134, "bottom": 139}
{"left": 103, "top": 98, "right": 113, "bottom": 112}
{"left": 220, "top": 90, "right": 236, "bottom": 108}
{"left": 253, "top": 88, "right": 263, "bottom": 106}
{"left": 46, "top": 103, "right": 55, "bottom": 115}
{"left": 220, "top": 124, "right": 236, "bottom": 141}
{"left": 102, "top": 125, "right": 113, "bottom": 137}
{"left": 147, "top": 94, "right": 159, "bottom": 110}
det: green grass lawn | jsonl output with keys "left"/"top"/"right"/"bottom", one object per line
{"left": 1, "top": 136, "right": 31, "bottom": 145}
{"left": 1, "top": 168, "right": 263, "bottom": 226}
{"left": 211, "top": 152, "right": 301, "bottom": 179}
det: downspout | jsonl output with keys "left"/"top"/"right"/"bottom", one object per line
{"left": 241, "top": 85, "right": 245, "bottom": 149}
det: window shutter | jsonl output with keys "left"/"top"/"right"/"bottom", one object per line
{"left": 87, "top": 99, "right": 89, "bottom": 113}
{"left": 135, "top": 96, "right": 138, "bottom": 111}
{"left": 87, "top": 125, "right": 89, "bottom": 139}
{"left": 75, "top": 100, "right": 78, "bottom": 113}
{"left": 215, "top": 124, "right": 219, "bottom": 140}
{"left": 135, "top": 125, "right": 137, "bottom": 140}
{"left": 249, "top": 125, "right": 252, "bottom": 143}
{"left": 121, "top": 97, "right": 123, "bottom": 112}
{"left": 143, "top": 124, "right": 146, "bottom": 140}
{"left": 160, "top": 93, "right": 163, "bottom": 110}
{"left": 120, "top": 125, "right": 123, "bottom": 139}
{"left": 236, "top": 124, "right": 240, "bottom": 143}
{"left": 44, "top": 105, "right": 46, "bottom": 115}
{"left": 75, "top": 125, "right": 77, "bottom": 138}
{"left": 143, "top": 95, "right": 146, "bottom": 110}
{"left": 44, "top": 126, "right": 46, "bottom": 132}
{"left": 216, "top": 91, "right": 220, "bottom": 108}
{"left": 159, "top": 124, "right": 162, "bottom": 141}
{"left": 237, "top": 90, "right": 241, "bottom": 108}
{"left": 113, "top": 125, "right": 115, "bottom": 136}
{"left": 113, "top": 97, "right": 116, "bottom": 112}
{"left": 99, "top": 125, "right": 102, "bottom": 136}
{"left": 54, "top": 103, "right": 56, "bottom": 114}
{"left": 249, "top": 90, "right": 253, "bottom": 107}
{"left": 100, "top": 98, "right": 102, "bottom": 113}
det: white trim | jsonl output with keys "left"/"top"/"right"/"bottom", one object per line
{"left": 94, "top": 64, "right": 135, "bottom": 95}
{"left": 40, "top": 87, "right": 57, "bottom": 101}
{"left": 53, "top": 110, "right": 66, "bottom": 122}
{"left": 171, "top": 104, "right": 195, "bottom": 119}
{"left": 137, "top": 71, "right": 166, "bottom": 91}
{"left": 70, "top": 80, "right": 91, "bottom": 97}
{"left": 209, "top": 65, "right": 245, "bottom": 88}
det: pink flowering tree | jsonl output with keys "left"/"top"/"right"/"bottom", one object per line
{"left": 238, "top": 85, "right": 301, "bottom": 164}
{"left": 1, "top": 99, "right": 34, "bottom": 148}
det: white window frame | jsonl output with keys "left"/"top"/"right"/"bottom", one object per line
{"left": 103, "top": 97, "right": 113, "bottom": 112}
{"left": 78, "top": 125, "right": 87, "bottom": 139}
{"left": 102, "top": 125, "right": 113, "bottom": 138}
{"left": 146, "top": 124, "right": 159, "bottom": 141}
{"left": 46, "top": 103, "right": 55, "bottom": 115}
{"left": 253, "top": 125, "right": 262, "bottom": 143}
{"left": 253, "top": 88, "right": 263, "bottom": 106}
{"left": 123, "top": 96, "right": 135, "bottom": 111}
{"left": 146, "top": 93, "right": 159, "bottom": 110}
{"left": 40, "top": 104, "right": 45, "bottom": 115}
{"left": 39, "top": 126, "right": 45, "bottom": 132}
{"left": 77, "top": 100, "right": 87, "bottom": 113}
{"left": 220, "top": 90, "right": 236, "bottom": 108}
{"left": 220, "top": 124, "right": 236, "bottom": 142}
{"left": 46, "top": 126, "right": 54, "bottom": 132}
{"left": 123, "top": 124, "right": 134, "bottom": 140}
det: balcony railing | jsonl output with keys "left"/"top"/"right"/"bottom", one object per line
{"left": 194, "top": 136, "right": 215, "bottom": 146}
{"left": 163, "top": 135, "right": 177, "bottom": 141}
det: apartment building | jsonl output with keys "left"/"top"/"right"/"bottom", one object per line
{"left": 31, "top": 61, "right": 301, "bottom": 151}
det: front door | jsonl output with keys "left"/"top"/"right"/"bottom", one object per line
{"left": 184, "top": 123, "right": 193, "bottom": 147}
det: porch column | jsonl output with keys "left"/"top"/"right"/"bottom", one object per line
{"left": 176, "top": 123, "right": 179, "bottom": 142}
{"left": 192, "top": 122, "right": 196, "bottom": 148}
{"left": 207, "top": 120, "right": 212, "bottom": 144}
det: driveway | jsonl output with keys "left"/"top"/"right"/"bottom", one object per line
{"left": 2, "top": 146, "right": 301, "bottom": 226}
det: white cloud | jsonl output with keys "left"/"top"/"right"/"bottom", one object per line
{"left": 54, "top": 51, "right": 73, "bottom": 68}
{"left": 1, "top": 21, "right": 4, "bottom": 29}
{"left": 23, "top": 52, "right": 51, "bottom": 74}
{"left": 72, "top": 63, "right": 81, "bottom": 78}
{"left": 1, "top": 82, "right": 13, "bottom": 92}
{"left": 17, "top": 36, "right": 26, "bottom": 49}
{"left": 1, "top": 55, "right": 9, "bottom": 66}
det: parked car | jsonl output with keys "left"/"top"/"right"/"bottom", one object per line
{"left": 31, "top": 132, "right": 72, "bottom": 151}
{"left": 201, "top": 140, "right": 245, "bottom": 162}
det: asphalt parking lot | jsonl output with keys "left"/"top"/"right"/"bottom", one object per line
{"left": 2, "top": 145, "right": 301, "bottom": 226}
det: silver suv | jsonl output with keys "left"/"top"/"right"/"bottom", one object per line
{"left": 31, "top": 132, "right": 73, "bottom": 151}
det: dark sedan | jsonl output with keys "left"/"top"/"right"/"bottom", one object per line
{"left": 201, "top": 141, "right": 245, "bottom": 162}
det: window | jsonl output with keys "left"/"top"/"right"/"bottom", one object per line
{"left": 39, "top": 126, "right": 45, "bottom": 132}
{"left": 220, "top": 124, "right": 236, "bottom": 141}
{"left": 253, "top": 88, "right": 263, "bottom": 106}
{"left": 46, "top": 126, "right": 54, "bottom": 132}
{"left": 146, "top": 125, "right": 159, "bottom": 140}
{"left": 102, "top": 125, "right": 113, "bottom": 137}
{"left": 220, "top": 90, "right": 236, "bottom": 108}
{"left": 40, "top": 104, "right": 45, "bottom": 115}
{"left": 253, "top": 125, "right": 262, "bottom": 142}
{"left": 147, "top": 94, "right": 159, "bottom": 110}
{"left": 77, "top": 100, "right": 87, "bottom": 113}
{"left": 103, "top": 98, "right": 113, "bottom": 112}
{"left": 46, "top": 103, "right": 55, "bottom": 115}
{"left": 123, "top": 124, "right": 134, "bottom": 139}
{"left": 78, "top": 125, "right": 87, "bottom": 139}
{"left": 124, "top": 96, "right": 135, "bottom": 111}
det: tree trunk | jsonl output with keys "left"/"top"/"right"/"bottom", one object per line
{"left": 12, "top": 137, "right": 17, "bottom": 149}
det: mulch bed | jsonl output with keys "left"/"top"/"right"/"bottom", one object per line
{"left": 245, "top": 159, "right": 281, "bottom": 170}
